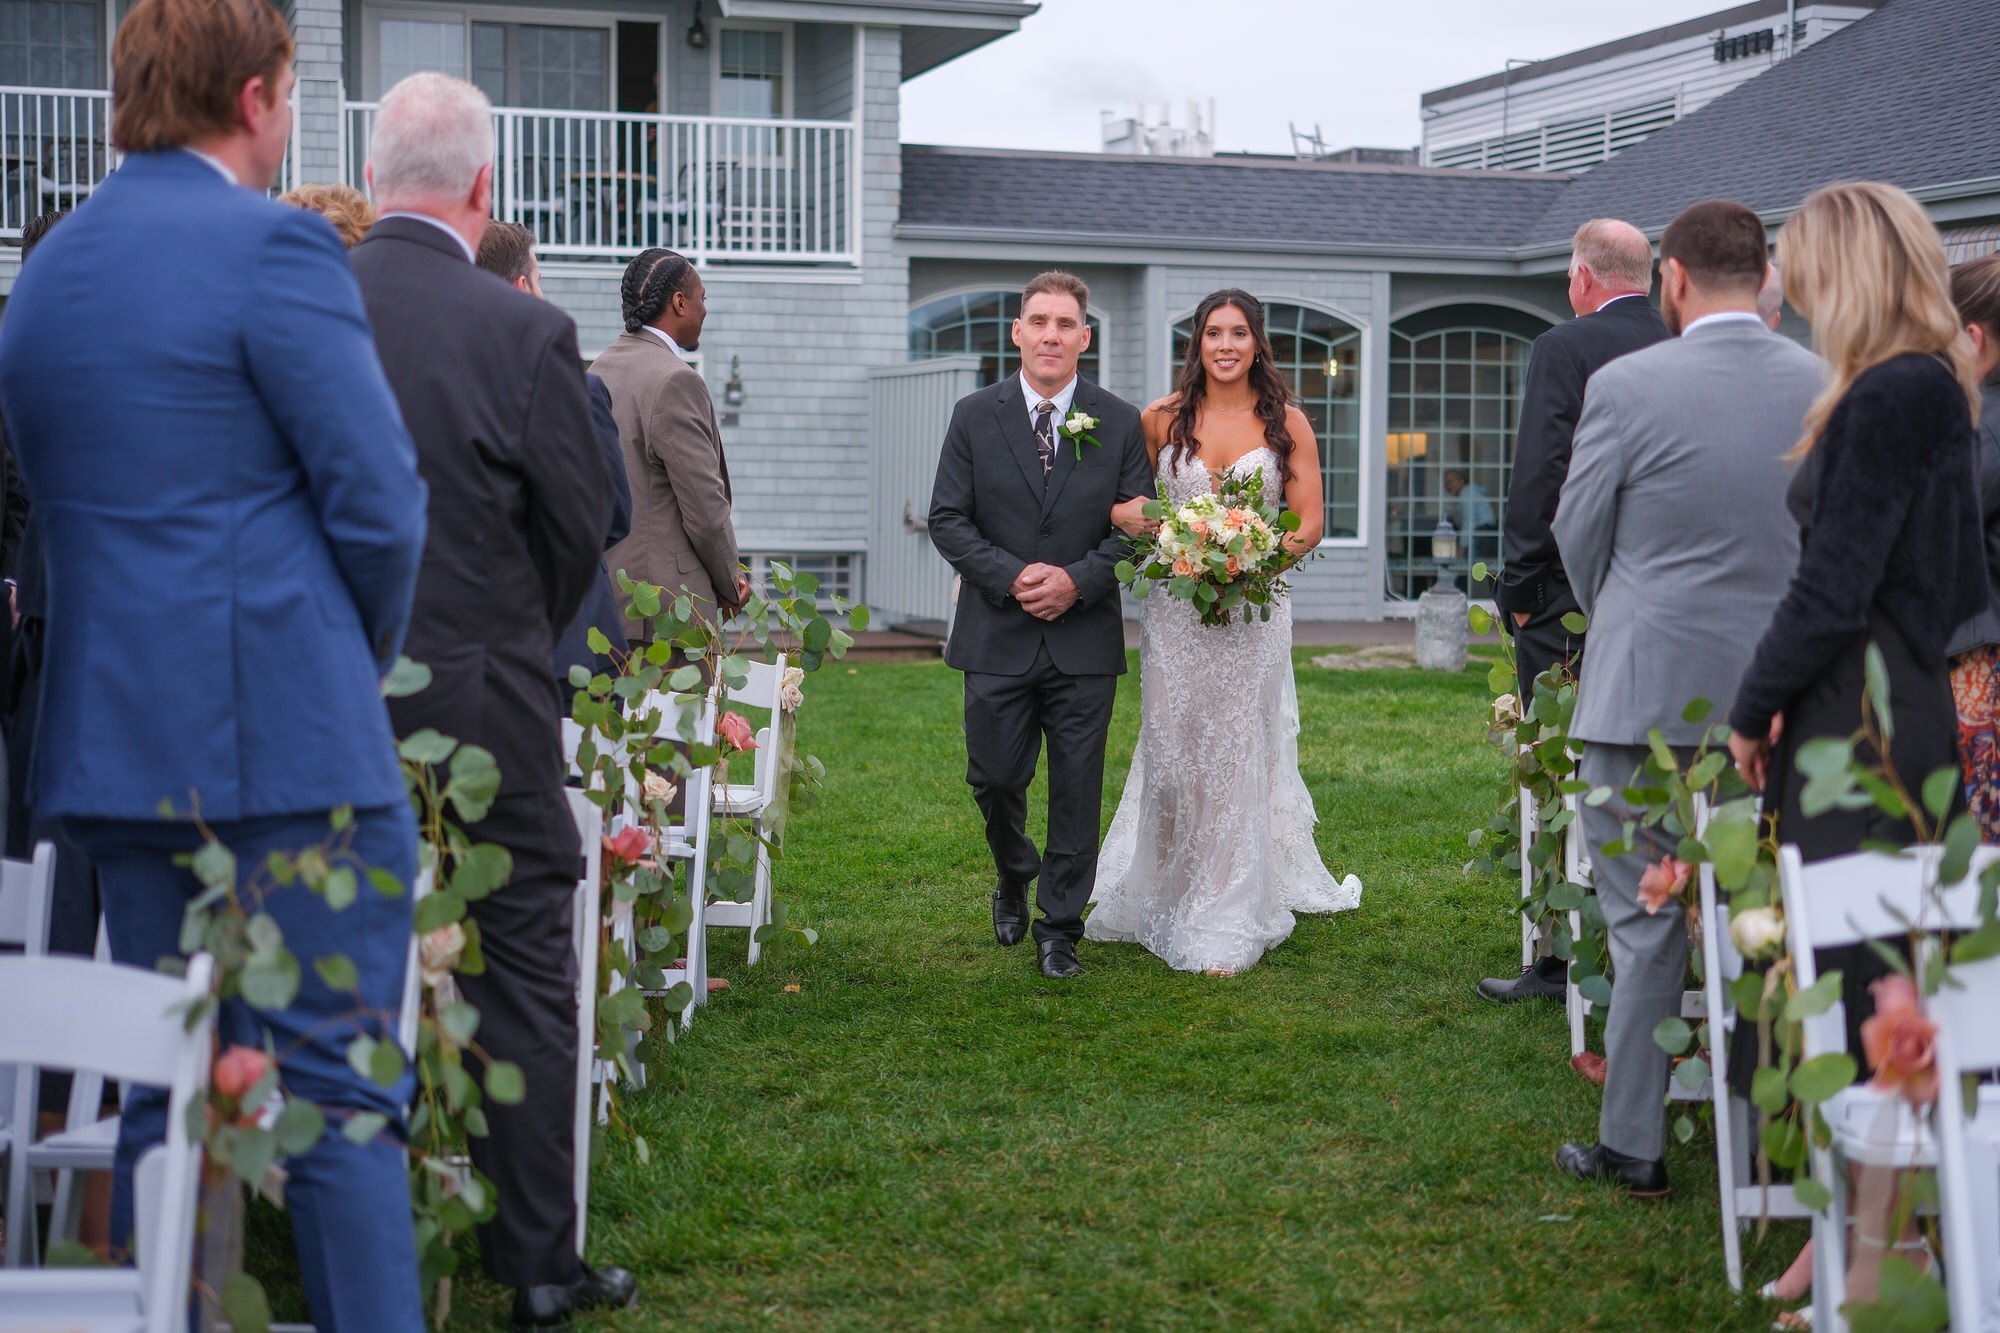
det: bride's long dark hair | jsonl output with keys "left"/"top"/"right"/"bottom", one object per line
{"left": 1166, "top": 288, "right": 1297, "bottom": 484}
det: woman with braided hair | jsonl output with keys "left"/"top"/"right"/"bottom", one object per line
{"left": 597, "top": 247, "right": 747, "bottom": 638}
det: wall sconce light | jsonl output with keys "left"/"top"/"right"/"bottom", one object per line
{"left": 723, "top": 355, "right": 746, "bottom": 408}
{"left": 686, "top": 0, "right": 708, "bottom": 49}
{"left": 1323, "top": 354, "right": 1340, "bottom": 379}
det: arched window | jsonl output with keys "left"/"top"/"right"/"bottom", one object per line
{"left": 1385, "top": 304, "right": 1551, "bottom": 601}
{"left": 1170, "top": 301, "right": 1363, "bottom": 540}
{"left": 908, "top": 290, "right": 1103, "bottom": 387}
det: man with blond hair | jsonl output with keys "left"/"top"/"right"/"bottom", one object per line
{"left": 351, "top": 73, "right": 627, "bottom": 1329}
{"left": 0, "top": 0, "right": 427, "bottom": 1324}
{"left": 1480, "top": 217, "right": 1669, "bottom": 1005}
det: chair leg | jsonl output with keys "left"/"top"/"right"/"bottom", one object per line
{"left": 2, "top": 1148, "right": 29, "bottom": 1267}
{"left": 746, "top": 834, "right": 773, "bottom": 968}
{"left": 1567, "top": 908, "right": 1587, "bottom": 1059}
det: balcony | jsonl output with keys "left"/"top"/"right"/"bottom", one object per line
{"left": 345, "top": 104, "right": 858, "bottom": 265}
{"left": 1, "top": 84, "right": 301, "bottom": 236}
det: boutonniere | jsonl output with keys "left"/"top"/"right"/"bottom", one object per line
{"left": 1056, "top": 410, "right": 1102, "bottom": 461}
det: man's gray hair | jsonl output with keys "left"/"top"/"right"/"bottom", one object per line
{"left": 369, "top": 72, "right": 494, "bottom": 204}
{"left": 1570, "top": 218, "right": 1655, "bottom": 293}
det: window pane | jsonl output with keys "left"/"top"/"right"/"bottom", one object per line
{"left": 514, "top": 25, "right": 607, "bottom": 110}
{"left": 0, "top": 0, "right": 99, "bottom": 89}
{"left": 470, "top": 22, "right": 506, "bottom": 105}
{"left": 719, "top": 27, "right": 783, "bottom": 120}
{"left": 910, "top": 291, "right": 1101, "bottom": 389}
{"left": 380, "top": 18, "right": 465, "bottom": 92}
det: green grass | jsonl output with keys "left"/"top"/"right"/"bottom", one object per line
{"left": 441, "top": 650, "right": 1807, "bottom": 1330}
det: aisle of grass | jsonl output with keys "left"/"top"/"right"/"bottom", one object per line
{"left": 469, "top": 650, "right": 1801, "bottom": 1330}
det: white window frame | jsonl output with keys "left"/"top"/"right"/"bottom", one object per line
{"left": 359, "top": 2, "right": 620, "bottom": 106}
{"left": 708, "top": 19, "right": 794, "bottom": 120}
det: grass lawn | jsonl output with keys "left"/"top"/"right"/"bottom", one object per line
{"left": 433, "top": 649, "right": 1806, "bottom": 1330}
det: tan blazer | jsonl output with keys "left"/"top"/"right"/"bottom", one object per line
{"left": 593, "top": 329, "right": 740, "bottom": 635}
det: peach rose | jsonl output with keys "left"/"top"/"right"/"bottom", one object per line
{"left": 1225, "top": 556, "right": 1241, "bottom": 577}
{"left": 1861, "top": 973, "right": 1938, "bottom": 1105}
{"left": 1189, "top": 520, "right": 1210, "bottom": 538}
{"left": 419, "top": 922, "right": 466, "bottom": 990}
{"left": 717, "top": 711, "right": 758, "bottom": 753}
{"left": 1637, "top": 855, "right": 1692, "bottom": 915}
{"left": 213, "top": 1045, "right": 270, "bottom": 1102}
{"left": 1172, "top": 558, "right": 1194, "bottom": 577}
{"left": 606, "top": 826, "right": 650, "bottom": 866}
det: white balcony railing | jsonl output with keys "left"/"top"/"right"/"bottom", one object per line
{"left": 345, "top": 103, "right": 858, "bottom": 265}
{"left": 1, "top": 85, "right": 302, "bottom": 237}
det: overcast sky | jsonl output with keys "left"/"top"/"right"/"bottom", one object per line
{"left": 902, "top": 0, "right": 1731, "bottom": 155}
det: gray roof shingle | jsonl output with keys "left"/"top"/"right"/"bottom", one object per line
{"left": 897, "top": 147, "right": 1569, "bottom": 255}
{"left": 899, "top": 0, "right": 2000, "bottom": 258}
{"left": 1531, "top": 0, "right": 2000, "bottom": 241}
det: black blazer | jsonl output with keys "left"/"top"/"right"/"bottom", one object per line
{"left": 351, "top": 217, "right": 613, "bottom": 795}
{"left": 929, "top": 376, "right": 1152, "bottom": 677}
{"left": 1497, "top": 295, "right": 1670, "bottom": 620}
{"left": 553, "top": 373, "right": 633, "bottom": 683}
{"left": 1947, "top": 383, "right": 2000, "bottom": 658}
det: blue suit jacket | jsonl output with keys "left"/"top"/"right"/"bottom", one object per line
{"left": 0, "top": 150, "right": 426, "bottom": 821}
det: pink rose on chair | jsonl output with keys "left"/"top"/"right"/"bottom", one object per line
{"left": 213, "top": 1045, "right": 271, "bottom": 1125}
{"left": 717, "top": 711, "right": 758, "bottom": 753}
{"left": 605, "top": 827, "right": 650, "bottom": 866}
{"left": 1637, "top": 856, "right": 1692, "bottom": 915}
{"left": 1860, "top": 973, "right": 1938, "bottom": 1105}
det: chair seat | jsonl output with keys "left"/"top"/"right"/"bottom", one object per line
{"left": 714, "top": 784, "right": 768, "bottom": 816}
{"left": 1828, "top": 1084, "right": 2000, "bottom": 1168}
{"left": 0, "top": 1269, "right": 144, "bottom": 1332}
{"left": 26, "top": 1113, "right": 117, "bottom": 1167}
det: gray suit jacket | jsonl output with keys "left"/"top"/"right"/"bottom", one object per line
{"left": 595, "top": 329, "right": 739, "bottom": 631}
{"left": 1554, "top": 319, "right": 1825, "bottom": 746}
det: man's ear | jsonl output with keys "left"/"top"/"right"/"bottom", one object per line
{"left": 469, "top": 162, "right": 494, "bottom": 219}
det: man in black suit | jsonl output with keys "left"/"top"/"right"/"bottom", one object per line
{"left": 1482, "top": 217, "right": 1669, "bottom": 1006}
{"left": 474, "top": 220, "right": 633, "bottom": 687}
{"left": 928, "top": 271, "right": 1153, "bottom": 979}
{"left": 349, "top": 73, "right": 629, "bottom": 1329}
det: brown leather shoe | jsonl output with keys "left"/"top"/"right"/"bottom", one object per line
{"left": 1571, "top": 1052, "right": 1607, "bottom": 1085}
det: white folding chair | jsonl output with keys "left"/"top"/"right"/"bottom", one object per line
{"left": 630, "top": 690, "right": 717, "bottom": 1029}
{"left": 708, "top": 655, "right": 786, "bottom": 966}
{"left": 1562, "top": 791, "right": 1593, "bottom": 1058}
{"left": 565, "top": 788, "right": 603, "bottom": 1256}
{"left": 0, "top": 842, "right": 57, "bottom": 1268}
{"left": 0, "top": 952, "right": 214, "bottom": 1333}
{"left": 1779, "top": 844, "right": 2000, "bottom": 1333}
{"left": 1933, "top": 952, "right": 2000, "bottom": 1333}
{"left": 1518, "top": 786, "right": 1539, "bottom": 970}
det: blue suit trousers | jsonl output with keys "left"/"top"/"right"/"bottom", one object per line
{"left": 64, "top": 804, "right": 424, "bottom": 1333}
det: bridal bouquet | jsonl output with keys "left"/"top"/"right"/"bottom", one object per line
{"left": 1116, "top": 467, "right": 1302, "bottom": 627}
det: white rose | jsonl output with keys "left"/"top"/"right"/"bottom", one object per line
{"left": 643, "top": 770, "right": 676, "bottom": 805}
{"left": 1065, "top": 412, "right": 1096, "bottom": 434}
{"left": 419, "top": 922, "right": 467, "bottom": 990}
{"left": 1492, "top": 693, "right": 1521, "bottom": 727}
{"left": 1730, "top": 906, "right": 1786, "bottom": 961}
{"left": 780, "top": 665, "right": 806, "bottom": 713}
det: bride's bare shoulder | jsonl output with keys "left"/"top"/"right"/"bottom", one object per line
{"left": 1145, "top": 393, "right": 1181, "bottom": 418}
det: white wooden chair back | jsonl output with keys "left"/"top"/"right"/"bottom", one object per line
{"left": 0, "top": 953, "right": 214, "bottom": 1331}
{"left": 1931, "top": 953, "right": 2000, "bottom": 1333}
{"left": 635, "top": 690, "right": 717, "bottom": 1027}
{"left": 1518, "top": 786, "right": 1538, "bottom": 969}
{"left": 0, "top": 842, "right": 58, "bottom": 1267}
{"left": 564, "top": 788, "right": 603, "bottom": 1256}
{"left": 719, "top": 655, "right": 786, "bottom": 811}
{"left": 397, "top": 866, "right": 436, "bottom": 1057}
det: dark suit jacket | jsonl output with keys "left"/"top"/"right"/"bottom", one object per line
{"left": 1497, "top": 294, "right": 1670, "bottom": 621}
{"left": 351, "top": 217, "right": 613, "bottom": 796}
{"left": 0, "top": 150, "right": 426, "bottom": 820}
{"left": 1948, "top": 383, "right": 2000, "bottom": 658}
{"left": 553, "top": 373, "right": 633, "bottom": 682}
{"left": 928, "top": 376, "right": 1152, "bottom": 677}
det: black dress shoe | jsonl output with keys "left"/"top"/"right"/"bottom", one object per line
{"left": 992, "top": 882, "right": 1029, "bottom": 948}
{"left": 1554, "top": 1141, "right": 1670, "bottom": 1198}
{"left": 1475, "top": 963, "right": 1567, "bottom": 1003}
{"left": 513, "top": 1261, "right": 640, "bottom": 1330}
{"left": 1037, "top": 938, "right": 1081, "bottom": 979}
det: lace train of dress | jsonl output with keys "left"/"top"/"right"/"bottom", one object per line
{"left": 1086, "top": 446, "right": 1361, "bottom": 973}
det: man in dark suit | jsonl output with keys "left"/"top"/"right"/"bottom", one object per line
{"left": 474, "top": 220, "right": 633, "bottom": 686}
{"left": 928, "top": 271, "right": 1153, "bottom": 979}
{"left": 1480, "top": 217, "right": 1670, "bottom": 1005}
{"left": 0, "top": 1, "right": 429, "bottom": 1324}
{"left": 349, "top": 73, "right": 629, "bottom": 1329}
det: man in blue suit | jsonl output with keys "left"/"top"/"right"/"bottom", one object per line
{"left": 0, "top": 0, "right": 428, "bottom": 1326}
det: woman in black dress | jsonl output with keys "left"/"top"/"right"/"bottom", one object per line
{"left": 1945, "top": 254, "right": 2000, "bottom": 840}
{"left": 1727, "top": 182, "right": 1987, "bottom": 1320}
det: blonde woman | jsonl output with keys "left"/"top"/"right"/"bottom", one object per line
{"left": 1726, "top": 181, "right": 1985, "bottom": 1323}
{"left": 277, "top": 181, "right": 375, "bottom": 248}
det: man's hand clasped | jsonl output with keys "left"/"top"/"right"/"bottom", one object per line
{"left": 1011, "top": 563, "right": 1079, "bottom": 621}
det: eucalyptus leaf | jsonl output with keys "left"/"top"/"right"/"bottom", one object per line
{"left": 485, "top": 1060, "right": 526, "bottom": 1105}
{"left": 1862, "top": 641, "right": 1896, "bottom": 743}
{"left": 1681, "top": 697, "right": 1714, "bottom": 724}
{"left": 1673, "top": 1056, "right": 1710, "bottom": 1092}
{"left": 1789, "top": 1052, "right": 1858, "bottom": 1104}
{"left": 397, "top": 728, "right": 458, "bottom": 767}
{"left": 1751, "top": 1066, "right": 1790, "bottom": 1116}
{"left": 441, "top": 1001, "right": 481, "bottom": 1046}
{"left": 232, "top": 1126, "right": 279, "bottom": 1187}
{"left": 313, "top": 954, "right": 358, "bottom": 993}
{"left": 221, "top": 1273, "right": 274, "bottom": 1333}
{"left": 1793, "top": 1176, "right": 1832, "bottom": 1212}
{"left": 273, "top": 1098, "right": 326, "bottom": 1155}
{"left": 1923, "top": 767, "right": 1961, "bottom": 824}
{"left": 342, "top": 1110, "right": 390, "bottom": 1145}
{"left": 323, "top": 867, "right": 357, "bottom": 912}
{"left": 1763, "top": 1116, "right": 1806, "bottom": 1170}
{"left": 445, "top": 745, "right": 503, "bottom": 823}
{"left": 1560, "top": 611, "right": 1588, "bottom": 635}
{"left": 1784, "top": 970, "right": 1844, "bottom": 1023}
{"left": 1653, "top": 1016, "right": 1693, "bottom": 1054}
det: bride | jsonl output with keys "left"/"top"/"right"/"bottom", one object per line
{"left": 1086, "top": 288, "right": 1362, "bottom": 973}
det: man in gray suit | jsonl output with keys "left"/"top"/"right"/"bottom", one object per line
{"left": 1550, "top": 199, "right": 1823, "bottom": 1195}
{"left": 598, "top": 248, "right": 747, "bottom": 638}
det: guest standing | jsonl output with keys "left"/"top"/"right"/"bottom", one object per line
{"left": 1726, "top": 183, "right": 1985, "bottom": 1316}
{"left": 279, "top": 181, "right": 376, "bottom": 248}
{"left": 0, "top": 1, "right": 429, "bottom": 1324}
{"left": 1480, "top": 217, "right": 1670, "bottom": 1004}
{"left": 348, "top": 73, "right": 630, "bottom": 1330}
{"left": 473, "top": 220, "right": 633, "bottom": 687}
{"left": 1945, "top": 252, "right": 2000, "bottom": 840}
{"left": 597, "top": 248, "right": 747, "bottom": 639}
{"left": 1550, "top": 200, "right": 1823, "bottom": 1196}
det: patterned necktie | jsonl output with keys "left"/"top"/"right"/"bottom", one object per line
{"left": 1034, "top": 400, "right": 1057, "bottom": 479}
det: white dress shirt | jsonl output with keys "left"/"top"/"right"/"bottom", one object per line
{"left": 1680, "top": 311, "right": 1767, "bottom": 336}
{"left": 378, "top": 211, "right": 477, "bottom": 264}
{"left": 642, "top": 325, "right": 689, "bottom": 360}
{"left": 1019, "top": 371, "right": 1078, "bottom": 433}
{"left": 182, "top": 147, "right": 238, "bottom": 185}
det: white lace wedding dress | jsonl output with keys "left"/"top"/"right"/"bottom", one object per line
{"left": 1086, "top": 445, "right": 1362, "bottom": 972}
